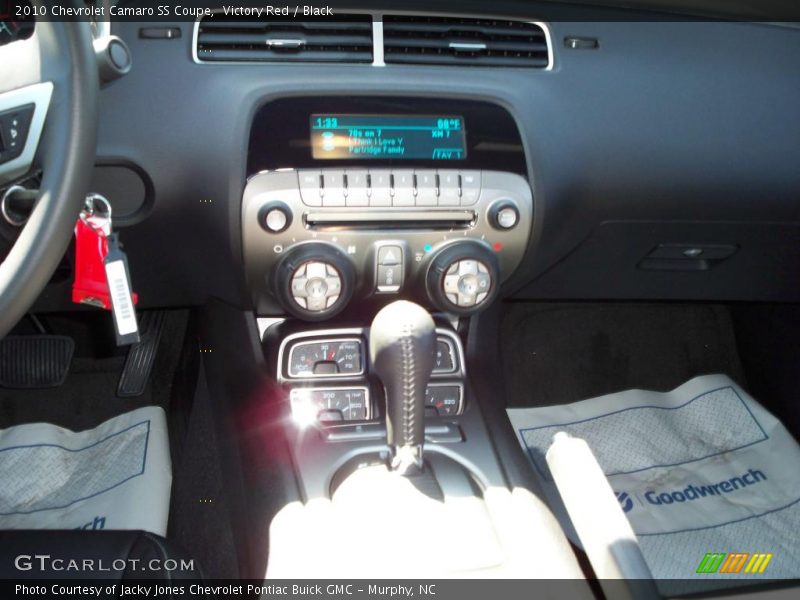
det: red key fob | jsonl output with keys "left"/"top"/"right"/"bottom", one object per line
{"left": 72, "top": 217, "right": 138, "bottom": 309}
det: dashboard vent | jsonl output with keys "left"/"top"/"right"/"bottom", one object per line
{"left": 195, "top": 14, "right": 373, "bottom": 63}
{"left": 382, "top": 16, "right": 550, "bottom": 68}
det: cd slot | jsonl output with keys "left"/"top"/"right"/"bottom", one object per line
{"left": 304, "top": 210, "right": 475, "bottom": 231}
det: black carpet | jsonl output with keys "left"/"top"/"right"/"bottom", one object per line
{"left": 0, "top": 311, "right": 187, "bottom": 430}
{"left": 501, "top": 302, "right": 747, "bottom": 408}
{"left": 167, "top": 366, "right": 240, "bottom": 579}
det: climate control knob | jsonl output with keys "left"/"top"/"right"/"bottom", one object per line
{"left": 272, "top": 243, "right": 355, "bottom": 321}
{"left": 425, "top": 241, "right": 500, "bottom": 315}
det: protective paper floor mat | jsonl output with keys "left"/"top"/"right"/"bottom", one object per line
{"left": 0, "top": 406, "right": 170, "bottom": 535}
{"left": 508, "top": 374, "right": 800, "bottom": 594}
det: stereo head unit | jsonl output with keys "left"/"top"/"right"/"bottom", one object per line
{"left": 244, "top": 97, "right": 532, "bottom": 320}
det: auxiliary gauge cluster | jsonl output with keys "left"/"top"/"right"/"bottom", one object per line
{"left": 278, "top": 328, "right": 466, "bottom": 426}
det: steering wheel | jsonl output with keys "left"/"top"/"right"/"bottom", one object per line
{"left": 0, "top": 4, "right": 98, "bottom": 339}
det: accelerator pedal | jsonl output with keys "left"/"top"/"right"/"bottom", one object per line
{"left": 0, "top": 336, "right": 74, "bottom": 389}
{"left": 117, "top": 311, "right": 165, "bottom": 397}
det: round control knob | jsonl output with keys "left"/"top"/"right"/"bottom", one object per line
{"left": 488, "top": 200, "right": 520, "bottom": 230}
{"left": 425, "top": 241, "right": 500, "bottom": 316}
{"left": 272, "top": 243, "right": 355, "bottom": 321}
{"left": 259, "top": 201, "right": 292, "bottom": 233}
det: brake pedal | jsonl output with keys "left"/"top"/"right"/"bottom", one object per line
{"left": 0, "top": 336, "right": 74, "bottom": 389}
{"left": 117, "top": 311, "right": 166, "bottom": 397}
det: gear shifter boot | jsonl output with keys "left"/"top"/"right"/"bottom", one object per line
{"left": 369, "top": 301, "right": 436, "bottom": 472}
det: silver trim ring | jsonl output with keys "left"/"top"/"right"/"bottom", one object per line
{"left": 1, "top": 185, "right": 31, "bottom": 227}
{"left": 82, "top": 193, "right": 113, "bottom": 220}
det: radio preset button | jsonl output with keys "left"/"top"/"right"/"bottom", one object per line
{"left": 460, "top": 170, "right": 481, "bottom": 205}
{"left": 438, "top": 170, "right": 460, "bottom": 206}
{"left": 345, "top": 169, "right": 369, "bottom": 206}
{"left": 415, "top": 170, "right": 438, "bottom": 206}
{"left": 368, "top": 169, "right": 392, "bottom": 206}
{"left": 298, "top": 170, "right": 323, "bottom": 207}
{"left": 321, "top": 170, "right": 346, "bottom": 206}
{"left": 391, "top": 170, "right": 415, "bottom": 206}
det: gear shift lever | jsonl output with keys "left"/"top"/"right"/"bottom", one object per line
{"left": 370, "top": 301, "right": 436, "bottom": 474}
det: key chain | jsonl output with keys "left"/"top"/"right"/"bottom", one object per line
{"left": 72, "top": 194, "right": 140, "bottom": 345}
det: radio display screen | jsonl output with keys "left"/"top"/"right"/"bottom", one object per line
{"left": 310, "top": 114, "right": 467, "bottom": 160}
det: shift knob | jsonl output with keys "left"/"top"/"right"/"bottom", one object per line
{"left": 369, "top": 301, "right": 436, "bottom": 472}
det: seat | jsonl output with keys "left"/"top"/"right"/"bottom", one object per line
{"left": 0, "top": 530, "right": 200, "bottom": 582}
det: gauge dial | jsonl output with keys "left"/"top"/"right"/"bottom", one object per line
{"left": 288, "top": 339, "right": 363, "bottom": 378}
{"left": 425, "top": 385, "right": 462, "bottom": 417}
{"left": 290, "top": 387, "right": 369, "bottom": 422}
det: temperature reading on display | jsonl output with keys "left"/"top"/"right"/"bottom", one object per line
{"left": 310, "top": 114, "right": 467, "bottom": 160}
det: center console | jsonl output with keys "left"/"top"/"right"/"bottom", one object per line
{"left": 245, "top": 98, "right": 584, "bottom": 578}
{"left": 261, "top": 305, "right": 586, "bottom": 579}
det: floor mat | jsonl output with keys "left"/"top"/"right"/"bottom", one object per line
{"left": 0, "top": 406, "right": 171, "bottom": 535}
{"left": 508, "top": 374, "right": 800, "bottom": 595}
{"left": 501, "top": 303, "right": 746, "bottom": 407}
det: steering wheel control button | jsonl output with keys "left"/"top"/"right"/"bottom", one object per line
{"left": 460, "top": 171, "right": 481, "bottom": 205}
{"left": 0, "top": 104, "right": 35, "bottom": 163}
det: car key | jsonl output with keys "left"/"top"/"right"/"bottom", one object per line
{"left": 72, "top": 194, "right": 140, "bottom": 345}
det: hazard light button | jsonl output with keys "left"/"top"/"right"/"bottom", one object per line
{"left": 376, "top": 244, "right": 404, "bottom": 293}
{"left": 378, "top": 245, "right": 402, "bottom": 266}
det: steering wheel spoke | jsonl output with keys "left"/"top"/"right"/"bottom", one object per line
{"left": 0, "top": 80, "right": 53, "bottom": 185}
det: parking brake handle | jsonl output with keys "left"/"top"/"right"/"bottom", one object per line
{"left": 369, "top": 301, "right": 436, "bottom": 474}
